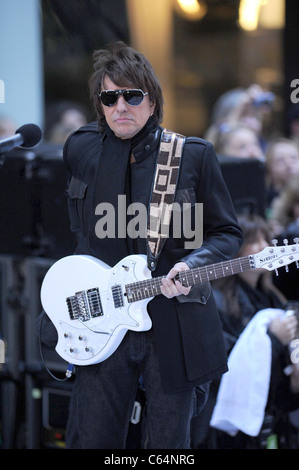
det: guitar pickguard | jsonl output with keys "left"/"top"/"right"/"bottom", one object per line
{"left": 41, "top": 254, "right": 153, "bottom": 365}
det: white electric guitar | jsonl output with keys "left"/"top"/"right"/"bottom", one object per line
{"left": 40, "top": 239, "right": 299, "bottom": 366}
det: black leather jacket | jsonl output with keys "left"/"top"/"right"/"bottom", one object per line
{"left": 63, "top": 122, "right": 243, "bottom": 393}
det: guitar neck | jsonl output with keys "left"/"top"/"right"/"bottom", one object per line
{"left": 125, "top": 255, "right": 253, "bottom": 303}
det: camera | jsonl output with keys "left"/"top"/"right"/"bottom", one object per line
{"left": 252, "top": 91, "right": 275, "bottom": 107}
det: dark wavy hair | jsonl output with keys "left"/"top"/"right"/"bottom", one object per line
{"left": 213, "top": 213, "right": 285, "bottom": 319}
{"left": 89, "top": 42, "right": 164, "bottom": 132}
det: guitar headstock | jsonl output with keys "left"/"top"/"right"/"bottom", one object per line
{"left": 251, "top": 237, "right": 299, "bottom": 272}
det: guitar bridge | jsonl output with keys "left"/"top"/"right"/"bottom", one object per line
{"left": 111, "top": 284, "right": 124, "bottom": 308}
{"left": 66, "top": 287, "right": 103, "bottom": 321}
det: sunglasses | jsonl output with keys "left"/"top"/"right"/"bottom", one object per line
{"left": 98, "top": 89, "right": 149, "bottom": 107}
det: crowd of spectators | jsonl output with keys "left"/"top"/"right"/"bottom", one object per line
{"left": 191, "top": 85, "right": 299, "bottom": 449}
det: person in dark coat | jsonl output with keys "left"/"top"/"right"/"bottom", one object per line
{"left": 45, "top": 42, "right": 243, "bottom": 449}
{"left": 191, "top": 214, "right": 299, "bottom": 449}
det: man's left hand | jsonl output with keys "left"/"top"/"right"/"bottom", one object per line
{"left": 161, "top": 262, "right": 191, "bottom": 298}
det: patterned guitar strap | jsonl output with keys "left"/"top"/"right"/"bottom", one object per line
{"left": 147, "top": 129, "right": 186, "bottom": 271}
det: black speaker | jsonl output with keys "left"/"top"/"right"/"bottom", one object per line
{"left": 41, "top": 384, "right": 72, "bottom": 448}
{"left": 0, "top": 149, "right": 76, "bottom": 259}
{"left": 0, "top": 150, "right": 37, "bottom": 256}
{"left": 0, "top": 255, "right": 25, "bottom": 449}
{"left": 23, "top": 257, "right": 73, "bottom": 449}
{"left": 34, "top": 154, "right": 76, "bottom": 259}
{"left": 218, "top": 155, "right": 266, "bottom": 217}
{"left": 23, "top": 256, "right": 68, "bottom": 373}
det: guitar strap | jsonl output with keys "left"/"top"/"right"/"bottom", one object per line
{"left": 146, "top": 129, "right": 185, "bottom": 271}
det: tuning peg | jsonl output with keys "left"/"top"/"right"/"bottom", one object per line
{"left": 283, "top": 239, "right": 289, "bottom": 245}
{"left": 275, "top": 268, "right": 279, "bottom": 276}
{"left": 285, "top": 265, "right": 289, "bottom": 273}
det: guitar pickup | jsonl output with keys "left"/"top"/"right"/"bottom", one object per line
{"left": 111, "top": 284, "right": 124, "bottom": 309}
{"left": 87, "top": 288, "right": 103, "bottom": 317}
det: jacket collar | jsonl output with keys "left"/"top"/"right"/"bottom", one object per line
{"left": 132, "top": 127, "right": 162, "bottom": 163}
{"left": 76, "top": 121, "right": 162, "bottom": 163}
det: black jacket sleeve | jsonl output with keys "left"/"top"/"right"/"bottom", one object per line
{"left": 180, "top": 140, "right": 243, "bottom": 269}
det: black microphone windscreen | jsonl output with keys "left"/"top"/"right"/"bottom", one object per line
{"left": 16, "top": 123, "right": 42, "bottom": 148}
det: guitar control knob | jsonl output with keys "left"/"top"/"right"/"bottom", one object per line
{"left": 85, "top": 346, "right": 93, "bottom": 353}
{"left": 78, "top": 335, "right": 87, "bottom": 341}
{"left": 69, "top": 347, "right": 77, "bottom": 353}
{"left": 64, "top": 332, "right": 72, "bottom": 339}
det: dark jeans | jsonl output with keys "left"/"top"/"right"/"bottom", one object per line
{"left": 66, "top": 329, "right": 198, "bottom": 449}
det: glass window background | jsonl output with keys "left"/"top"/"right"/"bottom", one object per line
{"left": 42, "top": 0, "right": 296, "bottom": 141}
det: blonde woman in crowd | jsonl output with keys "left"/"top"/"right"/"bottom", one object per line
{"left": 265, "top": 137, "right": 299, "bottom": 211}
{"left": 270, "top": 174, "right": 299, "bottom": 237}
{"left": 214, "top": 123, "right": 264, "bottom": 160}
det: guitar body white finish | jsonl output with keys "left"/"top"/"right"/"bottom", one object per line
{"left": 40, "top": 241, "right": 299, "bottom": 366}
{"left": 40, "top": 254, "right": 153, "bottom": 365}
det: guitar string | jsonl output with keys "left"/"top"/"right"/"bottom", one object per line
{"left": 125, "top": 256, "right": 252, "bottom": 301}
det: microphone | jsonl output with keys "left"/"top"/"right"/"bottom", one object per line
{"left": 0, "top": 123, "right": 42, "bottom": 153}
